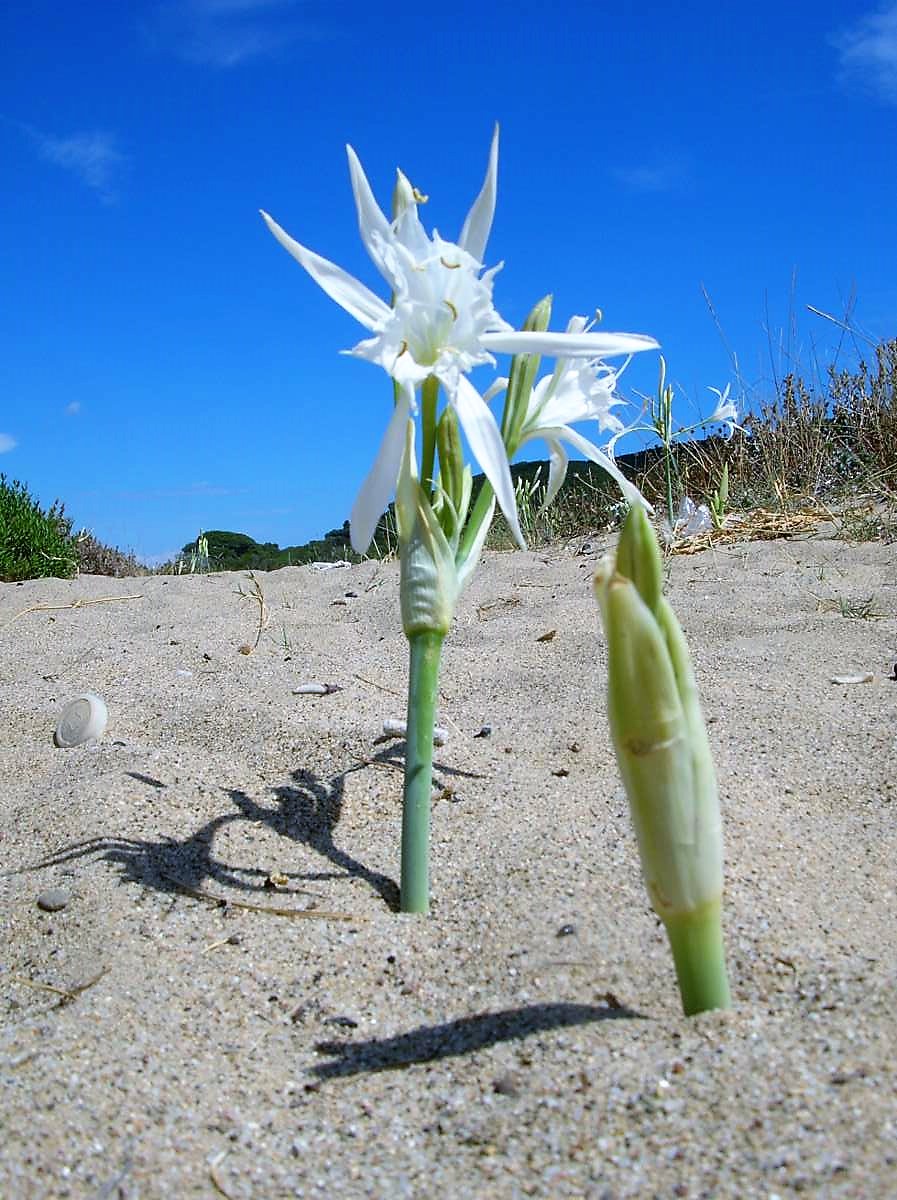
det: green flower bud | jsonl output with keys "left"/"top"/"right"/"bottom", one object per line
{"left": 436, "top": 406, "right": 467, "bottom": 532}
{"left": 502, "top": 294, "right": 553, "bottom": 451}
{"left": 594, "top": 505, "right": 730, "bottom": 1014}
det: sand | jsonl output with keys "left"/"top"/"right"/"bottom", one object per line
{"left": 1, "top": 521, "right": 895, "bottom": 1198}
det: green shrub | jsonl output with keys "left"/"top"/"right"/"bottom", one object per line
{"left": 0, "top": 475, "right": 78, "bottom": 582}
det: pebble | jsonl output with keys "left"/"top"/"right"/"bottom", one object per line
{"left": 37, "top": 888, "right": 71, "bottom": 913}
{"left": 556, "top": 923, "right": 577, "bottom": 938}
{"left": 492, "top": 1073, "right": 521, "bottom": 1097}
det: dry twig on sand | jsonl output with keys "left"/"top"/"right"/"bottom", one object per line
{"left": 159, "top": 871, "right": 356, "bottom": 921}
{"left": 2, "top": 593, "right": 143, "bottom": 629}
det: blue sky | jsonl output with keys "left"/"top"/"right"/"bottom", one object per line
{"left": 2, "top": 0, "right": 895, "bottom": 563}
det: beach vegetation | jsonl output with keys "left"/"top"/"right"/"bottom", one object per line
{"left": 0, "top": 475, "right": 78, "bottom": 582}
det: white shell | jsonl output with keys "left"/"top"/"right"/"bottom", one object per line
{"left": 54, "top": 693, "right": 108, "bottom": 747}
{"left": 382, "top": 718, "right": 448, "bottom": 746}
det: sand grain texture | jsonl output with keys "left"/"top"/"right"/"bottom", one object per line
{"left": 1, "top": 530, "right": 895, "bottom": 1198}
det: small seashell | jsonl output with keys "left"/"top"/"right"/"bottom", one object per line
{"left": 292, "top": 682, "right": 342, "bottom": 696}
{"left": 830, "top": 673, "right": 874, "bottom": 685}
{"left": 382, "top": 718, "right": 448, "bottom": 746}
{"left": 54, "top": 694, "right": 107, "bottom": 747}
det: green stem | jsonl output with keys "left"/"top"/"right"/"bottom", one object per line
{"left": 662, "top": 900, "right": 731, "bottom": 1016}
{"left": 401, "top": 631, "right": 444, "bottom": 913}
{"left": 664, "top": 443, "right": 675, "bottom": 528}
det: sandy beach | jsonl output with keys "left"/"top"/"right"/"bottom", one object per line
{"left": 1, "top": 520, "right": 895, "bottom": 1198}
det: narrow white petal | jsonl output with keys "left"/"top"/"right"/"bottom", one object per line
{"left": 452, "top": 375, "right": 525, "bottom": 550}
{"left": 350, "top": 385, "right": 413, "bottom": 553}
{"left": 345, "top": 145, "right": 393, "bottom": 277}
{"left": 458, "top": 124, "right": 499, "bottom": 263}
{"left": 553, "top": 425, "right": 652, "bottom": 512}
{"left": 260, "top": 210, "right": 389, "bottom": 331}
{"left": 482, "top": 376, "right": 509, "bottom": 405}
{"left": 482, "top": 330, "right": 659, "bottom": 358}
{"left": 543, "top": 438, "right": 570, "bottom": 509}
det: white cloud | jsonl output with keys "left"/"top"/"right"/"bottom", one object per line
{"left": 65, "top": 401, "right": 82, "bottom": 416}
{"left": 832, "top": 3, "right": 897, "bottom": 103}
{"left": 146, "top": 0, "right": 313, "bottom": 67}
{"left": 28, "top": 128, "right": 125, "bottom": 202}
{"left": 0, "top": 433, "right": 16, "bottom": 453}
{"left": 610, "top": 155, "right": 690, "bottom": 194}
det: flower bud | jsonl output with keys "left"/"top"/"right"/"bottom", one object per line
{"left": 594, "top": 505, "right": 730, "bottom": 1013}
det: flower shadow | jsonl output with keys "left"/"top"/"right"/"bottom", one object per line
{"left": 311, "top": 999, "right": 644, "bottom": 1079}
{"left": 10, "top": 745, "right": 477, "bottom": 913}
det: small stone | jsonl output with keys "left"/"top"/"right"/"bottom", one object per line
{"left": 556, "top": 923, "right": 577, "bottom": 938}
{"left": 473, "top": 725, "right": 492, "bottom": 738}
{"left": 493, "top": 1073, "right": 521, "bottom": 1097}
{"left": 37, "top": 888, "right": 71, "bottom": 913}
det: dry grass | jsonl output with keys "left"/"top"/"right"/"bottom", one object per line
{"left": 489, "top": 336, "right": 897, "bottom": 551}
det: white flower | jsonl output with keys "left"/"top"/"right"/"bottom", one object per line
{"left": 261, "top": 129, "right": 659, "bottom": 552}
{"left": 505, "top": 316, "right": 649, "bottom": 510}
{"left": 706, "top": 384, "right": 738, "bottom": 438}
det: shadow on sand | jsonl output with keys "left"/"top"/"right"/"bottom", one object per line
{"left": 311, "top": 999, "right": 644, "bottom": 1079}
{"left": 7, "top": 744, "right": 483, "bottom": 916}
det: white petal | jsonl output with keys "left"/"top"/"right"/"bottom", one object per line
{"left": 350, "top": 384, "right": 413, "bottom": 553}
{"left": 552, "top": 425, "right": 652, "bottom": 512}
{"left": 482, "top": 375, "right": 509, "bottom": 405}
{"left": 543, "top": 438, "right": 570, "bottom": 509}
{"left": 345, "top": 146, "right": 393, "bottom": 276}
{"left": 458, "top": 124, "right": 499, "bottom": 263}
{"left": 260, "top": 210, "right": 389, "bottom": 331}
{"left": 452, "top": 375, "right": 525, "bottom": 549}
{"left": 394, "top": 415, "right": 419, "bottom": 547}
{"left": 482, "top": 330, "right": 659, "bottom": 358}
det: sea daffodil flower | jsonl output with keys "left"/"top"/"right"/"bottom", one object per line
{"left": 502, "top": 315, "right": 650, "bottom": 510}
{"left": 706, "top": 384, "right": 739, "bottom": 438}
{"left": 261, "top": 129, "right": 659, "bottom": 553}
{"left": 593, "top": 504, "right": 731, "bottom": 1015}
